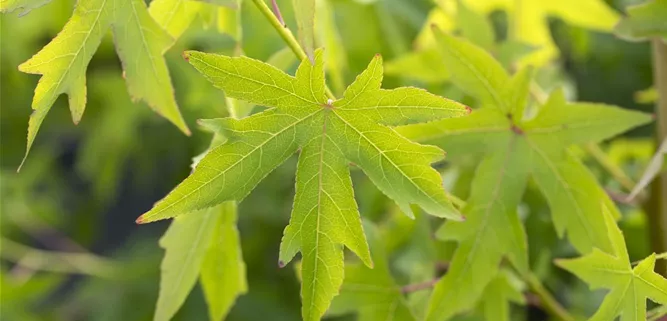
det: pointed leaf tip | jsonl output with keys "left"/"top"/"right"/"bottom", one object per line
{"left": 135, "top": 215, "right": 146, "bottom": 224}
{"left": 278, "top": 260, "right": 286, "bottom": 268}
{"left": 182, "top": 51, "right": 190, "bottom": 62}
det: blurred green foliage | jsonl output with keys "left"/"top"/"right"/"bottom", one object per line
{"left": 0, "top": 0, "right": 663, "bottom": 320}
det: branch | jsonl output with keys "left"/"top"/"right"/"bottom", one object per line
{"left": 584, "top": 143, "right": 637, "bottom": 193}
{"left": 645, "top": 38, "right": 667, "bottom": 276}
{"left": 1, "top": 238, "right": 118, "bottom": 278}
{"left": 524, "top": 273, "right": 574, "bottom": 321}
{"left": 401, "top": 278, "right": 440, "bottom": 294}
{"left": 250, "top": 0, "right": 335, "bottom": 100}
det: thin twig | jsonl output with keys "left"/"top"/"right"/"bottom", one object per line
{"left": 605, "top": 188, "right": 638, "bottom": 206}
{"left": 270, "top": 0, "right": 286, "bottom": 27}
{"left": 584, "top": 143, "right": 637, "bottom": 193}
{"left": 648, "top": 304, "right": 667, "bottom": 321}
{"left": 401, "top": 278, "right": 440, "bottom": 294}
{"left": 1, "top": 238, "right": 118, "bottom": 278}
{"left": 525, "top": 273, "right": 575, "bottom": 321}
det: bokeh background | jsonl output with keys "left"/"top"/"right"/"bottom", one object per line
{"left": 0, "top": 0, "right": 660, "bottom": 320}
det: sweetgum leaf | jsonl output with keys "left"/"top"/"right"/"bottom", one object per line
{"left": 138, "top": 48, "right": 469, "bottom": 321}
{"left": 200, "top": 202, "right": 247, "bottom": 321}
{"left": 154, "top": 203, "right": 246, "bottom": 321}
{"left": 397, "top": 31, "right": 651, "bottom": 321}
{"left": 557, "top": 206, "right": 667, "bottom": 321}
{"left": 16, "top": 0, "right": 190, "bottom": 168}
{"left": 155, "top": 207, "right": 218, "bottom": 321}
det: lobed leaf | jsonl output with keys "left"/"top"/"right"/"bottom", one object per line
{"left": 139, "top": 48, "right": 469, "bottom": 321}
{"left": 398, "top": 30, "right": 652, "bottom": 320}
{"left": 556, "top": 206, "right": 667, "bottom": 321}
{"left": 16, "top": 0, "right": 189, "bottom": 169}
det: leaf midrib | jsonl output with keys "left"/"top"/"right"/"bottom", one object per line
{"left": 439, "top": 38, "right": 507, "bottom": 112}
{"left": 430, "top": 136, "right": 518, "bottom": 319}
{"left": 526, "top": 138, "right": 599, "bottom": 249}
{"left": 24, "top": 0, "right": 108, "bottom": 100}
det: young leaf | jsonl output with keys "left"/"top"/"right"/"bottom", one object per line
{"left": 139, "top": 48, "right": 469, "bottom": 321}
{"left": 615, "top": 0, "right": 667, "bottom": 43}
{"left": 556, "top": 205, "right": 667, "bottom": 321}
{"left": 16, "top": 0, "right": 189, "bottom": 167}
{"left": 154, "top": 203, "right": 246, "bottom": 321}
{"left": 329, "top": 223, "right": 417, "bottom": 321}
{"left": 397, "top": 31, "right": 651, "bottom": 320}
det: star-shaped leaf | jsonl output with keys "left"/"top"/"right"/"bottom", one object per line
{"left": 556, "top": 205, "right": 667, "bottom": 321}
{"left": 615, "top": 0, "right": 667, "bottom": 43}
{"left": 137, "top": 48, "right": 469, "bottom": 320}
{"left": 397, "top": 30, "right": 651, "bottom": 321}
{"left": 16, "top": 0, "right": 190, "bottom": 168}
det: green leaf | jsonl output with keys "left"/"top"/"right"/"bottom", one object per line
{"left": 397, "top": 32, "right": 651, "bottom": 320}
{"left": 615, "top": 0, "right": 667, "bottom": 43}
{"left": 384, "top": 47, "right": 450, "bottom": 84}
{"left": 329, "top": 222, "right": 417, "bottom": 321}
{"left": 431, "top": 27, "right": 510, "bottom": 113}
{"left": 154, "top": 207, "right": 220, "bottom": 321}
{"left": 556, "top": 205, "right": 667, "bottom": 321}
{"left": 0, "top": 0, "right": 51, "bottom": 16}
{"left": 139, "top": 48, "right": 469, "bottom": 320}
{"left": 17, "top": 0, "right": 189, "bottom": 168}
{"left": 148, "top": 0, "right": 204, "bottom": 39}
{"left": 462, "top": 0, "right": 620, "bottom": 65}
{"left": 155, "top": 203, "right": 246, "bottom": 321}
{"left": 200, "top": 202, "right": 247, "bottom": 321}
{"left": 429, "top": 138, "right": 530, "bottom": 321}
{"left": 293, "top": 0, "right": 316, "bottom": 61}
{"left": 455, "top": 0, "right": 494, "bottom": 51}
